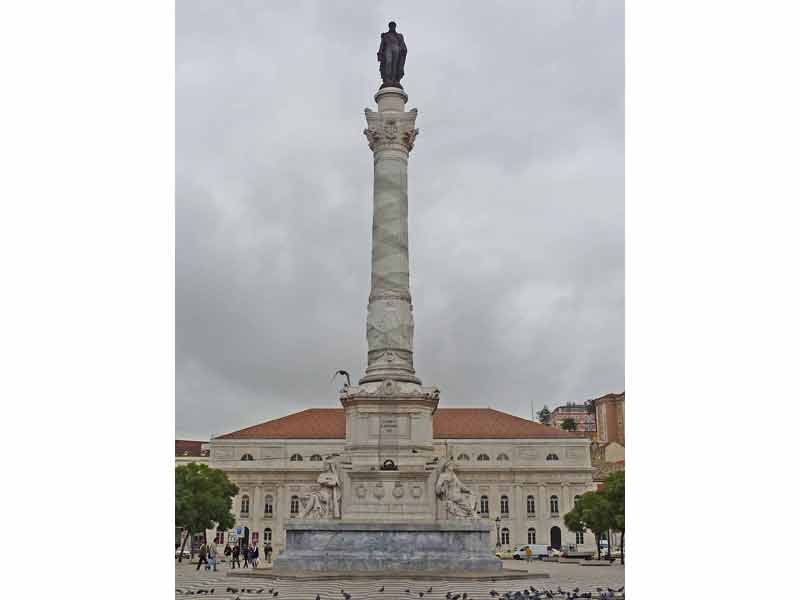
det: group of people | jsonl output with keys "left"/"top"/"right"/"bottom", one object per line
{"left": 190, "top": 540, "right": 274, "bottom": 571}
{"left": 194, "top": 542, "right": 219, "bottom": 571}
{"left": 223, "top": 542, "right": 269, "bottom": 568}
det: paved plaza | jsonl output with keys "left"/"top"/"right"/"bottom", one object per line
{"left": 176, "top": 560, "right": 624, "bottom": 600}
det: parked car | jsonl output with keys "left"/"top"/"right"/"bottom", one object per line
{"left": 175, "top": 548, "right": 191, "bottom": 559}
{"left": 511, "top": 544, "right": 551, "bottom": 560}
{"left": 495, "top": 548, "right": 514, "bottom": 559}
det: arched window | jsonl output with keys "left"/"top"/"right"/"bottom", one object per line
{"left": 264, "top": 495, "right": 273, "bottom": 515}
{"left": 240, "top": 495, "right": 250, "bottom": 514}
{"left": 479, "top": 495, "right": 489, "bottom": 515}
{"left": 457, "top": 453, "right": 470, "bottom": 461}
{"left": 309, "top": 454, "right": 323, "bottom": 461}
{"left": 496, "top": 453, "right": 510, "bottom": 461}
{"left": 501, "top": 528, "right": 510, "bottom": 545}
{"left": 477, "top": 453, "right": 490, "bottom": 461}
{"left": 550, "top": 495, "right": 559, "bottom": 514}
{"left": 546, "top": 453, "right": 559, "bottom": 461}
{"left": 500, "top": 495, "right": 509, "bottom": 515}
{"left": 241, "top": 453, "right": 254, "bottom": 461}
{"left": 263, "top": 528, "right": 272, "bottom": 543}
{"left": 526, "top": 495, "right": 535, "bottom": 514}
{"left": 527, "top": 528, "right": 536, "bottom": 544}
{"left": 576, "top": 530, "right": 584, "bottom": 545}
{"left": 290, "top": 453, "right": 303, "bottom": 461}
{"left": 290, "top": 495, "right": 299, "bottom": 515}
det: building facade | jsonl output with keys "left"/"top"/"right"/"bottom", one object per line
{"left": 204, "top": 407, "right": 598, "bottom": 556}
{"left": 594, "top": 392, "right": 625, "bottom": 445}
{"left": 550, "top": 404, "right": 596, "bottom": 436}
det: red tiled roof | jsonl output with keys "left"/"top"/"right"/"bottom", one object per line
{"left": 215, "top": 407, "right": 585, "bottom": 440}
{"left": 175, "top": 440, "right": 209, "bottom": 457}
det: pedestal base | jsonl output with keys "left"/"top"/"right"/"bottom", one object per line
{"left": 272, "top": 520, "right": 502, "bottom": 574}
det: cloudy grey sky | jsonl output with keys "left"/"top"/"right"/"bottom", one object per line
{"left": 176, "top": 0, "right": 624, "bottom": 440}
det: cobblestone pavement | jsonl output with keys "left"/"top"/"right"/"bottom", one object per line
{"left": 176, "top": 560, "right": 624, "bottom": 600}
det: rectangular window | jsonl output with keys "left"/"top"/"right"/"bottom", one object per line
{"left": 576, "top": 531, "right": 584, "bottom": 545}
{"left": 501, "top": 528, "right": 510, "bottom": 545}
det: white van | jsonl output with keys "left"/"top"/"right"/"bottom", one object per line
{"left": 512, "top": 544, "right": 551, "bottom": 560}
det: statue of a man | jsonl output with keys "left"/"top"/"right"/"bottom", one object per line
{"left": 300, "top": 457, "right": 341, "bottom": 519}
{"left": 435, "top": 459, "right": 477, "bottom": 518}
{"left": 377, "top": 21, "right": 407, "bottom": 88}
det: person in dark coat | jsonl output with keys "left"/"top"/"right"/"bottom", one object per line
{"left": 231, "top": 544, "right": 240, "bottom": 569}
{"left": 264, "top": 541, "right": 272, "bottom": 563}
{"left": 195, "top": 543, "right": 209, "bottom": 571}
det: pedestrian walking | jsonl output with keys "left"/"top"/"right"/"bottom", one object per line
{"left": 252, "top": 544, "right": 259, "bottom": 568}
{"left": 208, "top": 542, "right": 218, "bottom": 572}
{"left": 224, "top": 543, "right": 232, "bottom": 565}
{"left": 196, "top": 543, "right": 209, "bottom": 571}
{"left": 242, "top": 544, "right": 249, "bottom": 568}
{"left": 264, "top": 541, "right": 272, "bottom": 563}
{"left": 231, "top": 544, "right": 240, "bottom": 569}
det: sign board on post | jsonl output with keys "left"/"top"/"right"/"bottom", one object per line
{"left": 228, "top": 533, "right": 238, "bottom": 543}
{"left": 234, "top": 526, "right": 243, "bottom": 538}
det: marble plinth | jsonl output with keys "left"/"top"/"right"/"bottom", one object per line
{"left": 272, "top": 520, "right": 502, "bottom": 574}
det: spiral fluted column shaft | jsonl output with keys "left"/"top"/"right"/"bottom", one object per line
{"left": 360, "top": 87, "right": 420, "bottom": 384}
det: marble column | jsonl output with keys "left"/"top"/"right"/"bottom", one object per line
{"left": 538, "top": 484, "right": 547, "bottom": 534}
{"left": 275, "top": 484, "right": 285, "bottom": 553}
{"left": 361, "top": 87, "right": 420, "bottom": 385}
{"left": 513, "top": 483, "right": 524, "bottom": 546}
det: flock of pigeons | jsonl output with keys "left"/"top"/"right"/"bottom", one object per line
{"left": 175, "top": 585, "right": 625, "bottom": 600}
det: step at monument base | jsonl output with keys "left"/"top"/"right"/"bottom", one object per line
{"left": 272, "top": 520, "right": 502, "bottom": 574}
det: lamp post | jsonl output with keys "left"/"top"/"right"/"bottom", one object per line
{"left": 495, "top": 516, "right": 501, "bottom": 549}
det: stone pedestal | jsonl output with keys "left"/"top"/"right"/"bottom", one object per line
{"left": 272, "top": 521, "right": 501, "bottom": 574}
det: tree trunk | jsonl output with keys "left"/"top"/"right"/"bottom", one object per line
{"left": 596, "top": 532, "right": 601, "bottom": 561}
{"left": 606, "top": 529, "right": 612, "bottom": 560}
{"left": 178, "top": 530, "right": 191, "bottom": 564}
{"left": 620, "top": 531, "right": 625, "bottom": 565}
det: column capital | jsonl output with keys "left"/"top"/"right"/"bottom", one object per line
{"left": 363, "top": 108, "right": 419, "bottom": 153}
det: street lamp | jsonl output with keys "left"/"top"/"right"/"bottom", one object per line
{"left": 495, "top": 516, "right": 501, "bottom": 549}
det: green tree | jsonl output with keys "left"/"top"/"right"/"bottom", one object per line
{"left": 604, "top": 471, "right": 625, "bottom": 564}
{"left": 563, "top": 491, "right": 614, "bottom": 559}
{"left": 536, "top": 405, "right": 552, "bottom": 425}
{"left": 560, "top": 417, "right": 578, "bottom": 431}
{"left": 175, "top": 463, "right": 239, "bottom": 562}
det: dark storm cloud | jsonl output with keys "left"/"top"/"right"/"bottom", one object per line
{"left": 176, "top": 0, "right": 624, "bottom": 439}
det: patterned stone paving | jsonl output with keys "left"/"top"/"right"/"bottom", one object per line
{"left": 176, "top": 560, "right": 624, "bottom": 600}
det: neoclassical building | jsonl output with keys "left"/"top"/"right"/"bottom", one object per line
{"left": 205, "top": 406, "right": 598, "bottom": 556}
